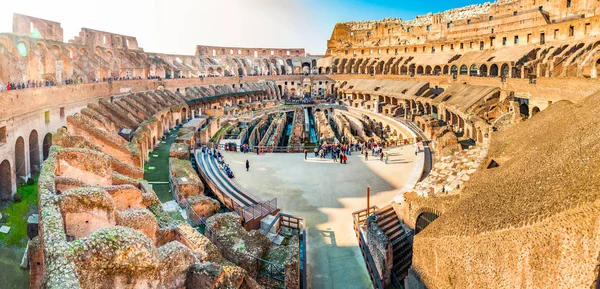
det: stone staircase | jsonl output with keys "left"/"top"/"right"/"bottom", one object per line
{"left": 375, "top": 205, "right": 413, "bottom": 282}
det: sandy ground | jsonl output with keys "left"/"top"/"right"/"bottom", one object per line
{"left": 223, "top": 146, "right": 417, "bottom": 289}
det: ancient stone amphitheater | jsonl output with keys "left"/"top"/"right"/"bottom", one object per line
{"left": 1, "top": 0, "right": 600, "bottom": 288}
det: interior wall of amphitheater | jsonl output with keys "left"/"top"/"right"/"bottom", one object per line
{"left": 0, "top": 75, "right": 335, "bottom": 201}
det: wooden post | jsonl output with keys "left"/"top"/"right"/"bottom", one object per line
{"left": 367, "top": 186, "right": 371, "bottom": 214}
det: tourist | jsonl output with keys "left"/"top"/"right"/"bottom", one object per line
{"left": 385, "top": 153, "right": 389, "bottom": 164}
{"left": 415, "top": 148, "right": 418, "bottom": 156}
{"left": 365, "top": 151, "right": 368, "bottom": 161}
{"left": 246, "top": 160, "right": 250, "bottom": 171}
{"left": 304, "top": 148, "right": 308, "bottom": 160}
{"left": 380, "top": 152, "right": 384, "bottom": 162}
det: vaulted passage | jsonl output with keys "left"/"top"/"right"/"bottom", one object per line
{"left": 415, "top": 211, "right": 439, "bottom": 234}
{"left": 43, "top": 133, "right": 52, "bottom": 161}
{"left": 29, "top": 130, "right": 40, "bottom": 173}
{"left": 0, "top": 160, "right": 11, "bottom": 200}
{"left": 15, "top": 136, "right": 26, "bottom": 181}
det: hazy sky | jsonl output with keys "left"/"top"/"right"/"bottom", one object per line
{"left": 0, "top": 0, "right": 488, "bottom": 55}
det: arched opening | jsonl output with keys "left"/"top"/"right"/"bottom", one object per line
{"left": 519, "top": 103, "right": 529, "bottom": 117}
{"left": 501, "top": 64, "right": 510, "bottom": 76}
{"left": 490, "top": 64, "right": 499, "bottom": 77}
{"left": 469, "top": 64, "right": 478, "bottom": 76}
{"left": 400, "top": 65, "right": 408, "bottom": 75}
{"left": 237, "top": 67, "right": 244, "bottom": 76}
{"left": 181, "top": 107, "right": 188, "bottom": 121}
{"left": 15, "top": 137, "right": 26, "bottom": 181}
{"left": 29, "top": 130, "right": 40, "bottom": 174}
{"left": 43, "top": 133, "right": 52, "bottom": 161}
{"left": 409, "top": 64, "right": 416, "bottom": 75}
{"left": 442, "top": 65, "right": 449, "bottom": 75}
{"left": 425, "top": 65, "right": 432, "bottom": 75}
{"left": 0, "top": 160, "right": 11, "bottom": 201}
{"left": 302, "top": 62, "right": 311, "bottom": 74}
{"left": 479, "top": 64, "right": 488, "bottom": 76}
{"left": 531, "top": 106, "right": 541, "bottom": 117}
{"left": 459, "top": 65, "right": 468, "bottom": 75}
{"left": 415, "top": 211, "right": 439, "bottom": 234}
{"left": 450, "top": 65, "right": 458, "bottom": 75}
{"left": 375, "top": 61, "right": 384, "bottom": 74}
{"left": 433, "top": 65, "right": 441, "bottom": 75}
{"left": 416, "top": 66, "right": 424, "bottom": 74}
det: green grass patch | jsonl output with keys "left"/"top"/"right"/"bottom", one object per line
{"left": 167, "top": 210, "right": 185, "bottom": 222}
{"left": 210, "top": 123, "right": 232, "bottom": 143}
{"left": 0, "top": 181, "right": 38, "bottom": 248}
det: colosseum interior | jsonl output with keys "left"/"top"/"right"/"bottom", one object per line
{"left": 1, "top": 0, "right": 600, "bottom": 288}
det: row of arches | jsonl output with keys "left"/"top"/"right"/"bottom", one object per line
{"left": 1, "top": 130, "right": 52, "bottom": 201}
{"left": 324, "top": 57, "right": 519, "bottom": 78}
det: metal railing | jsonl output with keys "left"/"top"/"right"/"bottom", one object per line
{"left": 261, "top": 212, "right": 306, "bottom": 237}
{"left": 170, "top": 164, "right": 291, "bottom": 288}
{"left": 235, "top": 198, "right": 278, "bottom": 222}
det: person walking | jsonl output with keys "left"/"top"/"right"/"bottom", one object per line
{"left": 304, "top": 148, "right": 308, "bottom": 160}
{"left": 365, "top": 151, "right": 368, "bottom": 161}
{"left": 380, "top": 152, "right": 384, "bottom": 162}
{"left": 385, "top": 153, "right": 389, "bottom": 164}
{"left": 246, "top": 160, "right": 250, "bottom": 172}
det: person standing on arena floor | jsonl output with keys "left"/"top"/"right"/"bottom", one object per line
{"left": 304, "top": 148, "right": 308, "bottom": 160}
{"left": 246, "top": 160, "right": 250, "bottom": 172}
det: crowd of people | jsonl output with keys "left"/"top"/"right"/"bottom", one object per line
{"left": 1, "top": 79, "right": 57, "bottom": 91}
{"left": 203, "top": 146, "right": 235, "bottom": 178}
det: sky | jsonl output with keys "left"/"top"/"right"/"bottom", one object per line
{"left": 0, "top": 0, "right": 489, "bottom": 55}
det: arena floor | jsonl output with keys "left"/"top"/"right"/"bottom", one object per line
{"left": 223, "top": 145, "right": 420, "bottom": 289}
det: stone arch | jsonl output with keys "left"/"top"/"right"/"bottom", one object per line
{"left": 0, "top": 37, "right": 20, "bottom": 58}
{"left": 29, "top": 130, "right": 40, "bottom": 174}
{"left": 43, "top": 133, "right": 52, "bottom": 161}
{"left": 450, "top": 65, "right": 458, "bottom": 75}
{"left": 375, "top": 61, "right": 384, "bottom": 74}
{"left": 0, "top": 160, "right": 11, "bottom": 201}
{"left": 425, "top": 65, "right": 432, "bottom": 75}
{"left": 36, "top": 42, "right": 50, "bottom": 76}
{"left": 520, "top": 103, "right": 529, "bottom": 117}
{"left": 400, "top": 65, "right": 408, "bottom": 75}
{"left": 490, "top": 64, "right": 499, "bottom": 76}
{"left": 433, "top": 65, "right": 441, "bottom": 75}
{"left": 531, "top": 106, "right": 540, "bottom": 117}
{"left": 443, "top": 65, "right": 449, "bottom": 74}
{"left": 409, "top": 64, "right": 416, "bottom": 75}
{"left": 479, "top": 64, "right": 488, "bottom": 76}
{"left": 181, "top": 107, "right": 188, "bottom": 121}
{"left": 415, "top": 210, "right": 439, "bottom": 234}
{"left": 15, "top": 136, "right": 26, "bottom": 181}
{"left": 501, "top": 63, "right": 510, "bottom": 76}
{"left": 416, "top": 65, "right": 424, "bottom": 74}
{"left": 459, "top": 65, "right": 468, "bottom": 75}
{"left": 470, "top": 64, "right": 478, "bottom": 76}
